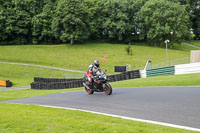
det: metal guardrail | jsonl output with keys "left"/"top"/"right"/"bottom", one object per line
{"left": 140, "top": 62, "right": 200, "bottom": 78}
{"left": 175, "top": 62, "right": 200, "bottom": 75}
{"left": 146, "top": 66, "right": 175, "bottom": 77}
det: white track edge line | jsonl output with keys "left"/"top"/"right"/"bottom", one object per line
{"left": 37, "top": 104, "right": 200, "bottom": 132}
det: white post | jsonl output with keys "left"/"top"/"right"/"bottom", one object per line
{"left": 165, "top": 40, "right": 170, "bottom": 66}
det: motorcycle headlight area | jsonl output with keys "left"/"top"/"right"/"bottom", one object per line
{"left": 99, "top": 74, "right": 106, "bottom": 79}
{"left": 103, "top": 74, "right": 107, "bottom": 79}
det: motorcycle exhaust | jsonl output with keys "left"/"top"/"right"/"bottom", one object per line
{"left": 83, "top": 82, "right": 90, "bottom": 90}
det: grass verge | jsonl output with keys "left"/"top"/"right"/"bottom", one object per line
{"left": 0, "top": 88, "right": 83, "bottom": 101}
{"left": 111, "top": 73, "right": 200, "bottom": 88}
{"left": 0, "top": 103, "right": 198, "bottom": 133}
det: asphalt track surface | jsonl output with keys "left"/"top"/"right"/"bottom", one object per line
{"left": 4, "top": 86, "right": 200, "bottom": 129}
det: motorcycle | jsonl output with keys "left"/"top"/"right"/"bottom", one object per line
{"left": 83, "top": 70, "right": 112, "bottom": 95}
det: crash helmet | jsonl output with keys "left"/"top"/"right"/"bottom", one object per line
{"left": 93, "top": 60, "right": 100, "bottom": 67}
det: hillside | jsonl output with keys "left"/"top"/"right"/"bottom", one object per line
{"left": 0, "top": 43, "right": 197, "bottom": 73}
{"left": 0, "top": 43, "right": 198, "bottom": 86}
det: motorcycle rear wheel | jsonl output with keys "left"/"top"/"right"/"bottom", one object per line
{"left": 104, "top": 83, "right": 112, "bottom": 95}
{"left": 85, "top": 87, "right": 94, "bottom": 94}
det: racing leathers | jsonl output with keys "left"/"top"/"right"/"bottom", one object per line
{"left": 86, "top": 63, "right": 102, "bottom": 85}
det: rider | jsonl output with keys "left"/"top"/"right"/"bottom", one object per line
{"left": 86, "top": 60, "right": 102, "bottom": 86}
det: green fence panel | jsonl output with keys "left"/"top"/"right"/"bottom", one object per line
{"left": 147, "top": 66, "right": 175, "bottom": 77}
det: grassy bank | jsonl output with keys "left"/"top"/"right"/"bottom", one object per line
{"left": 189, "top": 40, "right": 200, "bottom": 47}
{"left": 0, "top": 103, "right": 198, "bottom": 133}
{"left": 0, "top": 43, "right": 197, "bottom": 86}
{"left": 0, "top": 43, "right": 197, "bottom": 73}
{"left": 0, "top": 42, "right": 199, "bottom": 133}
{"left": 0, "top": 63, "right": 83, "bottom": 86}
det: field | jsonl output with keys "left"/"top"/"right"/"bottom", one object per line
{"left": 0, "top": 42, "right": 197, "bottom": 86}
{"left": 0, "top": 42, "right": 199, "bottom": 133}
{"left": 0, "top": 43, "right": 197, "bottom": 73}
{"left": 0, "top": 63, "right": 83, "bottom": 86}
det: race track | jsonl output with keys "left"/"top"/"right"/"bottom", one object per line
{"left": 4, "top": 86, "right": 200, "bottom": 130}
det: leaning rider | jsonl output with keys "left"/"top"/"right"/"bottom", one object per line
{"left": 86, "top": 60, "right": 102, "bottom": 86}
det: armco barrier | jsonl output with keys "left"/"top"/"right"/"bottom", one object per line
{"left": 146, "top": 66, "right": 175, "bottom": 77}
{"left": 175, "top": 62, "right": 200, "bottom": 75}
{"left": 31, "top": 70, "right": 140, "bottom": 90}
{"left": 139, "top": 70, "right": 146, "bottom": 78}
{"left": 140, "top": 62, "right": 200, "bottom": 79}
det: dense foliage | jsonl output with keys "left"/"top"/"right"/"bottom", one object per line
{"left": 0, "top": 0, "right": 199, "bottom": 45}
{"left": 137, "top": 0, "right": 191, "bottom": 48}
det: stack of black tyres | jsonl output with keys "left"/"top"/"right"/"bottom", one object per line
{"left": 31, "top": 70, "right": 140, "bottom": 90}
{"left": 107, "top": 70, "right": 140, "bottom": 82}
{"left": 31, "top": 77, "right": 84, "bottom": 90}
{"left": 6, "top": 80, "right": 12, "bottom": 87}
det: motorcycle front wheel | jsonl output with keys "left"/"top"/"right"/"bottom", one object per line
{"left": 104, "top": 83, "right": 112, "bottom": 95}
{"left": 85, "top": 87, "right": 94, "bottom": 94}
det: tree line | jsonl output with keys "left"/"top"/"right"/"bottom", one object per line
{"left": 0, "top": 0, "right": 199, "bottom": 47}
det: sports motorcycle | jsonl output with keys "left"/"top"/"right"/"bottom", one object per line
{"left": 83, "top": 70, "right": 112, "bottom": 95}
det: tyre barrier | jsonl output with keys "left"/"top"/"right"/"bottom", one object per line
{"left": 31, "top": 70, "right": 140, "bottom": 90}
{"left": 0, "top": 80, "right": 12, "bottom": 87}
{"left": 34, "top": 77, "right": 81, "bottom": 83}
{"left": 107, "top": 70, "right": 140, "bottom": 82}
{"left": 31, "top": 79, "right": 84, "bottom": 90}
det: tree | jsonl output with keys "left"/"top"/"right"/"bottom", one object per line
{"left": 32, "top": 0, "right": 55, "bottom": 44}
{"left": 52, "top": 0, "right": 89, "bottom": 44}
{"left": 84, "top": 0, "right": 105, "bottom": 40}
{"left": 0, "top": 0, "right": 31, "bottom": 44}
{"left": 100, "top": 0, "right": 129, "bottom": 42}
{"left": 170, "top": 0, "right": 200, "bottom": 40}
{"left": 124, "top": 0, "right": 148, "bottom": 42}
{"left": 84, "top": 0, "right": 147, "bottom": 43}
{"left": 191, "top": 1, "right": 200, "bottom": 39}
{"left": 137, "top": 0, "right": 191, "bottom": 47}
{"left": 0, "top": 0, "right": 45, "bottom": 44}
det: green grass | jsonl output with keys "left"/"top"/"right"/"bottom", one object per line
{"left": 0, "top": 103, "right": 198, "bottom": 133}
{"left": 0, "top": 43, "right": 199, "bottom": 133}
{"left": 111, "top": 73, "right": 200, "bottom": 88}
{"left": 188, "top": 40, "right": 200, "bottom": 47}
{"left": 1, "top": 42, "right": 196, "bottom": 86}
{"left": 0, "top": 43, "right": 197, "bottom": 73}
{"left": 0, "top": 88, "right": 83, "bottom": 101}
{"left": 0, "top": 63, "right": 84, "bottom": 86}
